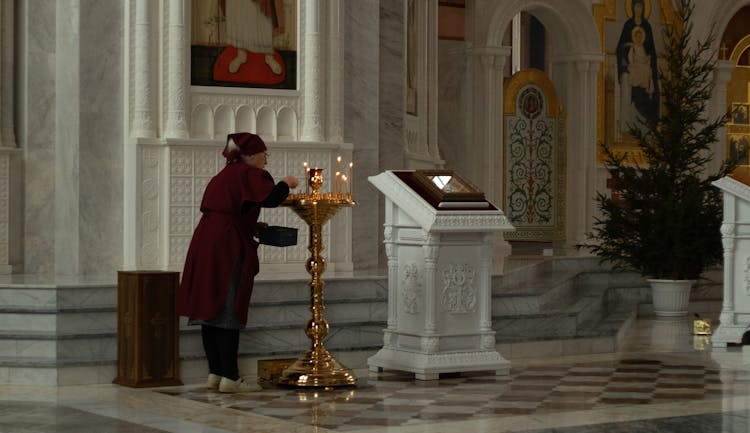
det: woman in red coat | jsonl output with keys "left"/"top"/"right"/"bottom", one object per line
{"left": 177, "top": 132, "right": 298, "bottom": 393}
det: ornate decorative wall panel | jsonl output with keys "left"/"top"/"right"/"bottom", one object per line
{"left": 503, "top": 69, "right": 566, "bottom": 241}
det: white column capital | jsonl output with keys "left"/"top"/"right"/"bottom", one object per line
{"left": 553, "top": 53, "right": 603, "bottom": 73}
{"left": 469, "top": 46, "right": 510, "bottom": 73}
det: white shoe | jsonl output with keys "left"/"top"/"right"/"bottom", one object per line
{"left": 206, "top": 373, "right": 221, "bottom": 390}
{"left": 218, "top": 377, "right": 262, "bottom": 393}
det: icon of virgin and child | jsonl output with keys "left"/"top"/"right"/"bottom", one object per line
{"left": 615, "top": 0, "right": 660, "bottom": 133}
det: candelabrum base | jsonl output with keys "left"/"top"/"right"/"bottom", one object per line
{"left": 276, "top": 347, "right": 357, "bottom": 387}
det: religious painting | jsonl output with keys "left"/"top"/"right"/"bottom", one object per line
{"left": 406, "top": 0, "right": 418, "bottom": 115}
{"left": 732, "top": 103, "right": 750, "bottom": 125}
{"left": 729, "top": 134, "right": 750, "bottom": 165}
{"left": 191, "top": 0, "right": 297, "bottom": 89}
{"left": 595, "top": 0, "right": 678, "bottom": 160}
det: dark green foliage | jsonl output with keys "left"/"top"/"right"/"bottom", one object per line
{"left": 588, "top": 0, "right": 740, "bottom": 280}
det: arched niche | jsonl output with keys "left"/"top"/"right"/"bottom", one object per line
{"left": 705, "top": 1, "right": 750, "bottom": 53}
{"left": 257, "top": 106, "right": 276, "bottom": 141}
{"left": 277, "top": 107, "right": 298, "bottom": 140}
{"left": 214, "top": 105, "right": 234, "bottom": 139}
{"left": 483, "top": 1, "right": 600, "bottom": 56}
{"left": 190, "top": 104, "right": 212, "bottom": 139}
{"left": 236, "top": 106, "right": 256, "bottom": 133}
{"left": 477, "top": 0, "right": 600, "bottom": 122}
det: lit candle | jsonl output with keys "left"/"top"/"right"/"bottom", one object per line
{"left": 336, "top": 156, "right": 342, "bottom": 196}
{"left": 341, "top": 174, "right": 348, "bottom": 198}
{"left": 303, "top": 162, "right": 310, "bottom": 195}
{"left": 348, "top": 162, "right": 353, "bottom": 197}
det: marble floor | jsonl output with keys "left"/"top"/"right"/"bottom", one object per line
{"left": 3, "top": 317, "right": 750, "bottom": 433}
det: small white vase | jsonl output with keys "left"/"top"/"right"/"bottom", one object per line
{"left": 647, "top": 279, "right": 695, "bottom": 317}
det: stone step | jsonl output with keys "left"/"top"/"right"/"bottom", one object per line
{"left": 0, "top": 308, "right": 117, "bottom": 333}
{"left": 492, "top": 296, "right": 603, "bottom": 339}
{"left": 491, "top": 271, "right": 579, "bottom": 314}
{"left": 0, "top": 283, "right": 117, "bottom": 309}
{"left": 0, "top": 319, "right": 386, "bottom": 367}
{"left": 0, "top": 257, "right": 712, "bottom": 385}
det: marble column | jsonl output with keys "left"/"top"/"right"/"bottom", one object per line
{"left": 711, "top": 60, "right": 735, "bottom": 174}
{"left": 301, "top": 0, "right": 324, "bottom": 141}
{"left": 720, "top": 217, "right": 736, "bottom": 326}
{"left": 327, "top": 0, "right": 344, "bottom": 143}
{"left": 132, "top": 0, "right": 155, "bottom": 138}
{"left": 164, "top": 0, "right": 188, "bottom": 139}
{"left": 563, "top": 55, "right": 601, "bottom": 249}
{"left": 469, "top": 45, "right": 510, "bottom": 205}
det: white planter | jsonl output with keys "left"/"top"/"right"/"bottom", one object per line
{"left": 647, "top": 279, "right": 695, "bottom": 317}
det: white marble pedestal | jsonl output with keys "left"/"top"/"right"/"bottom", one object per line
{"left": 367, "top": 171, "right": 514, "bottom": 379}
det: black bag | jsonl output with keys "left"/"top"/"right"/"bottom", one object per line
{"left": 257, "top": 225, "right": 298, "bottom": 247}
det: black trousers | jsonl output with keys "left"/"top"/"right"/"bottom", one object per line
{"left": 201, "top": 325, "right": 240, "bottom": 380}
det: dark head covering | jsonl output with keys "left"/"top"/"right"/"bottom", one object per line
{"left": 631, "top": 0, "right": 645, "bottom": 17}
{"left": 223, "top": 132, "right": 267, "bottom": 163}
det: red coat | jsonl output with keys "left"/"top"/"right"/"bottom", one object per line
{"left": 177, "top": 162, "right": 278, "bottom": 324}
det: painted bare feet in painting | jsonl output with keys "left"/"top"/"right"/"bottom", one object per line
{"left": 228, "top": 48, "right": 248, "bottom": 74}
{"left": 265, "top": 54, "right": 282, "bottom": 75}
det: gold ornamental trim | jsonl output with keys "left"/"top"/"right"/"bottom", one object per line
{"left": 503, "top": 68, "right": 561, "bottom": 116}
{"left": 730, "top": 34, "right": 750, "bottom": 64}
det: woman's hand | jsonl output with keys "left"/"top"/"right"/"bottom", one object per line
{"left": 283, "top": 175, "right": 299, "bottom": 189}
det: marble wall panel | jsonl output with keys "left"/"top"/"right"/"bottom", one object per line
{"left": 438, "top": 40, "right": 468, "bottom": 175}
{"left": 78, "top": 0, "right": 124, "bottom": 276}
{"left": 345, "top": 1, "right": 383, "bottom": 272}
{"left": 378, "top": 0, "right": 405, "bottom": 171}
{"left": 23, "top": 1, "right": 57, "bottom": 276}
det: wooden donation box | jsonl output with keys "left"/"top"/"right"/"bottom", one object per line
{"left": 713, "top": 168, "right": 750, "bottom": 346}
{"left": 367, "top": 170, "right": 514, "bottom": 379}
{"left": 113, "top": 271, "right": 182, "bottom": 387}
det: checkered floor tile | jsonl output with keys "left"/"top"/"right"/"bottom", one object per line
{"left": 158, "top": 358, "right": 750, "bottom": 431}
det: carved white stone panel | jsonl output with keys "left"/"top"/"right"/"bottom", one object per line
{"left": 161, "top": 142, "right": 347, "bottom": 272}
{"left": 140, "top": 148, "right": 161, "bottom": 266}
{"left": 401, "top": 262, "right": 421, "bottom": 314}
{"left": 441, "top": 264, "right": 477, "bottom": 314}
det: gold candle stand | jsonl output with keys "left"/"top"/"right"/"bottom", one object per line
{"left": 277, "top": 167, "right": 357, "bottom": 387}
